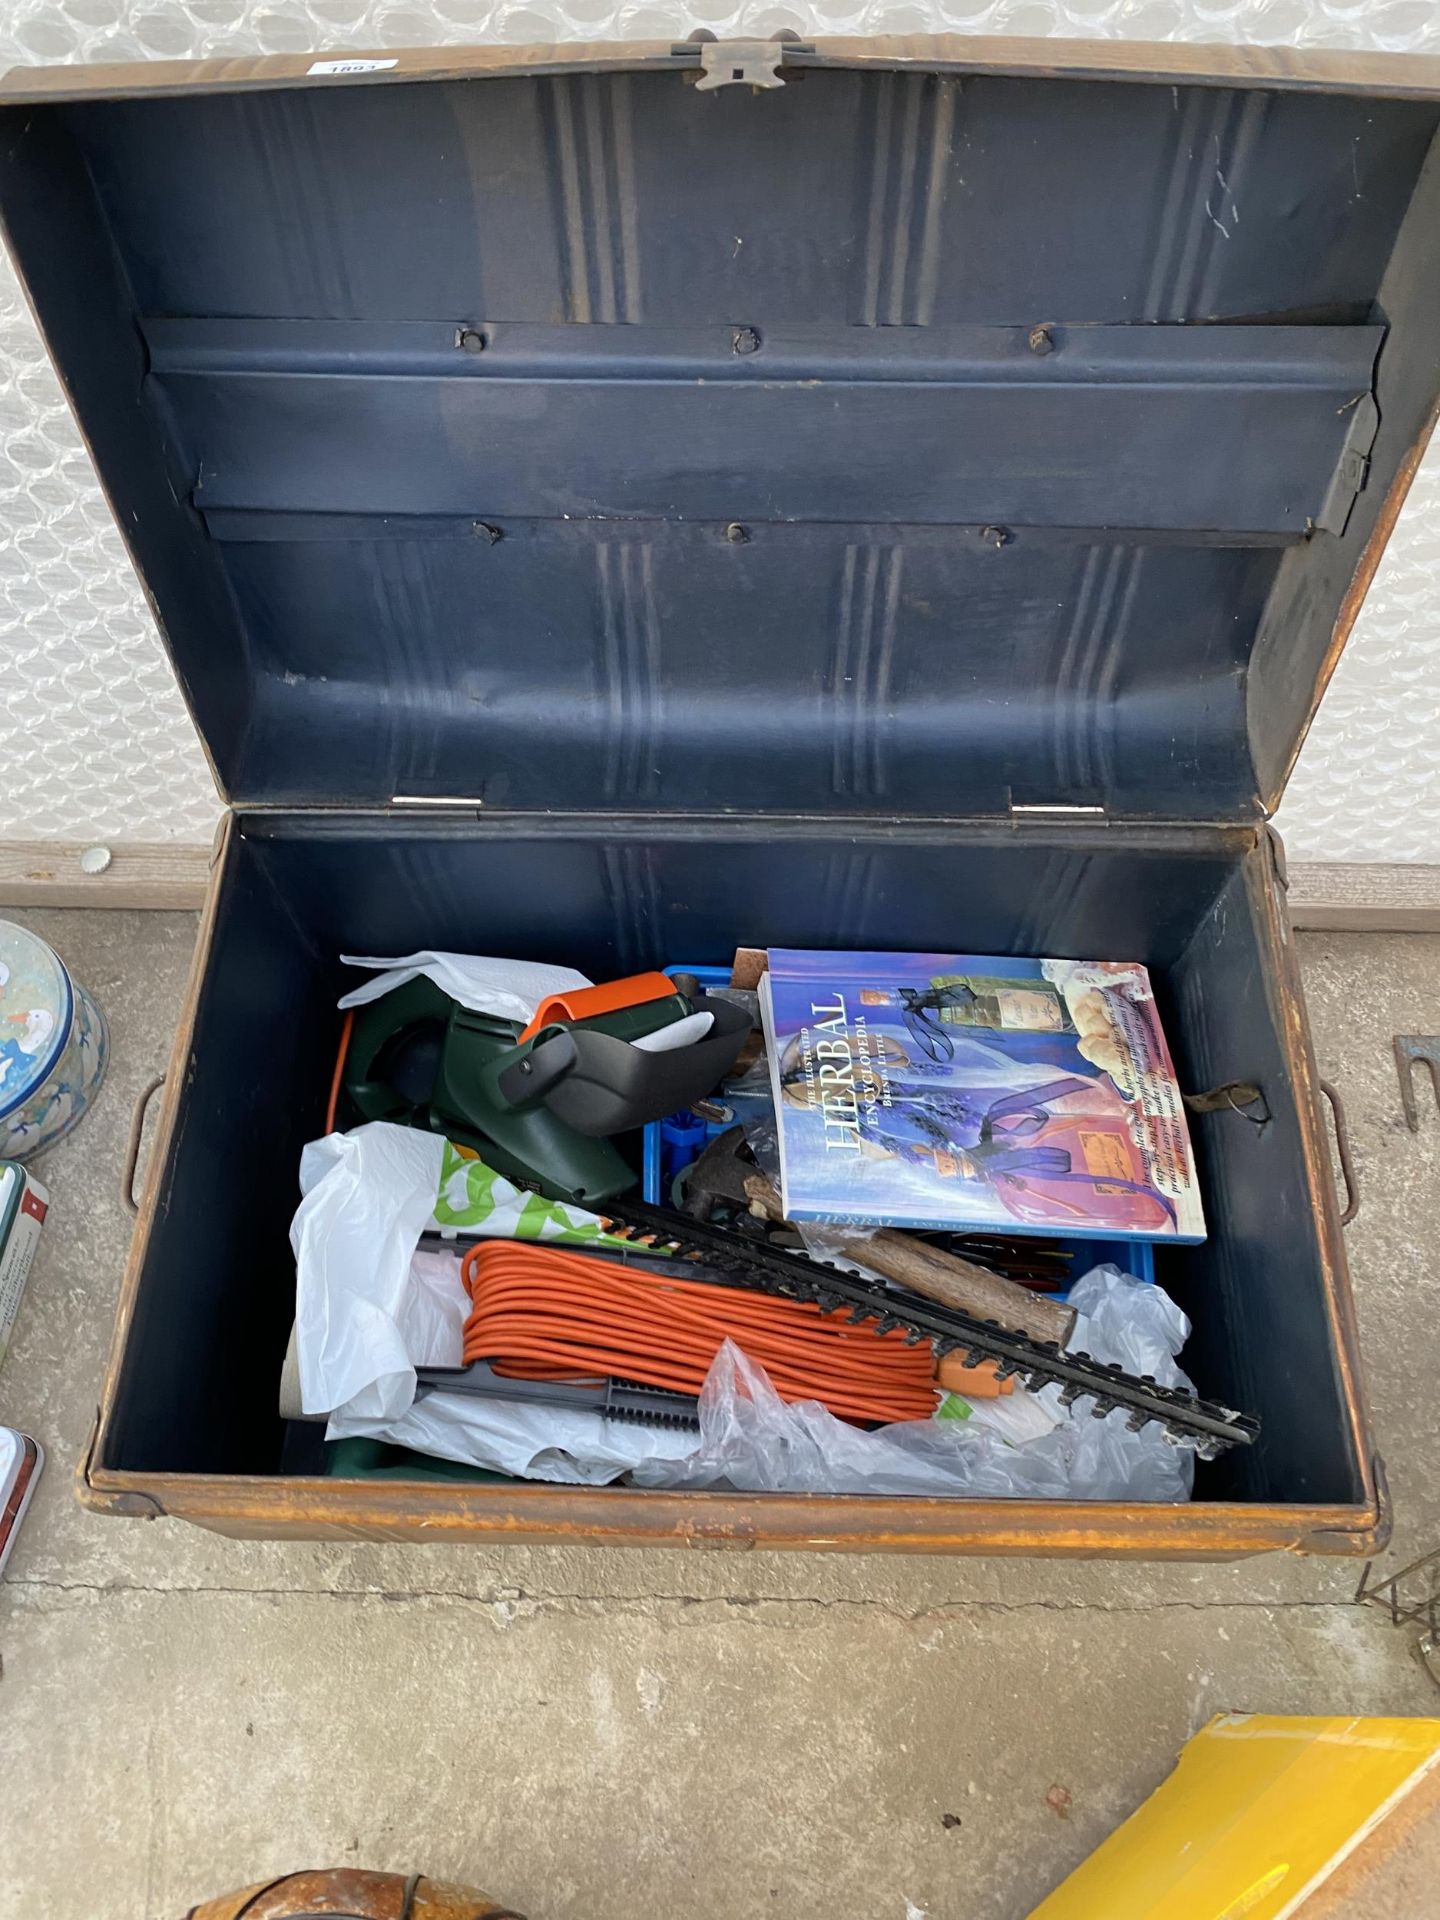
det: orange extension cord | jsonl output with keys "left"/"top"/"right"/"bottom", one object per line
{"left": 459, "top": 1241, "right": 946, "bottom": 1426}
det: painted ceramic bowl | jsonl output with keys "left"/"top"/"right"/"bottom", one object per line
{"left": 0, "top": 920, "right": 108, "bottom": 1161}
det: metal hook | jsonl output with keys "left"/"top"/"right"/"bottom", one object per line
{"left": 1395, "top": 1035, "right": 1440, "bottom": 1133}
{"left": 1319, "top": 1079, "right": 1359, "bottom": 1227}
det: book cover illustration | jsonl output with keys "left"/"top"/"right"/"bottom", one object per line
{"left": 761, "top": 951, "right": 1206, "bottom": 1242}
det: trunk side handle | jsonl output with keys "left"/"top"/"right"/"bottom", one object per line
{"left": 122, "top": 1074, "right": 167, "bottom": 1217}
{"left": 1319, "top": 1078, "right": 1360, "bottom": 1226}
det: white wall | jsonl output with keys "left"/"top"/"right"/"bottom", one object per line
{"left": 1, "top": 0, "right": 1436, "bottom": 858}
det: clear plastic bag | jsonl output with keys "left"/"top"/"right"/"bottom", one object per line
{"left": 635, "top": 1266, "right": 1197, "bottom": 1503}
{"left": 1034, "top": 1264, "right": 1197, "bottom": 1503}
{"left": 633, "top": 1339, "right": 1073, "bottom": 1497}
{"left": 717, "top": 1080, "right": 1195, "bottom": 1498}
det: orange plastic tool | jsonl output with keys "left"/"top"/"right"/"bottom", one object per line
{"left": 517, "top": 971, "right": 678, "bottom": 1043}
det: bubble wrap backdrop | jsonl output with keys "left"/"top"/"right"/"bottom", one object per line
{"left": 0, "top": 1, "right": 1437, "bottom": 857}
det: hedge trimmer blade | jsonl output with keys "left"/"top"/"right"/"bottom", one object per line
{"left": 591, "top": 1196, "right": 1259, "bottom": 1459}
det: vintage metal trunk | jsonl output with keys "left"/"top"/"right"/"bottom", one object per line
{"left": 4, "top": 32, "right": 1437, "bottom": 1554}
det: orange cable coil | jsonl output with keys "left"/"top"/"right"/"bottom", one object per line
{"left": 460, "top": 1240, "right": 958, "bottom": 1426}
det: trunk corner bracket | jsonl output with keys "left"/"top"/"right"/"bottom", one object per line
{"left": 78, "top": 1409, "right": 167, "bottom": 1519}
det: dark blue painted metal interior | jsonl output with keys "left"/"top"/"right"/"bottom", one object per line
{"left": 95, "top": 816, "right": 1356, "bottom": 1505}
{"left": 1, "top": 66, "right": 1437, "bottom": 817}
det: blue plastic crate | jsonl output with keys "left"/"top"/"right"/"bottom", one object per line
{"left": 1046, "top": 1235, "right": 1154, "bottom": 1294}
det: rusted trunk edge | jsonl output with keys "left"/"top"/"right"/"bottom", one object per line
{"left": 77, "top": 1462, "right": 1385, "bottom": 1559}
{"left": 6, "top": 34, "right": 1440, "bottom": 107}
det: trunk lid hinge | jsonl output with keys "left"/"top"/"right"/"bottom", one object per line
{"left": 1316, "top": 391, "right": 1379, "bottom": 535}
{"left": 1008, "top": 797, "right": 1107, "bottom": 825}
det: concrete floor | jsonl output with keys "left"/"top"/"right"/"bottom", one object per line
{"left": 2, "top": 912, "right": 1440, "bottom": 1919}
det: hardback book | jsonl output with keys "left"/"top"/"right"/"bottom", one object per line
{"left": 760, "top": 950, "right": 1206, "bottom": 1242}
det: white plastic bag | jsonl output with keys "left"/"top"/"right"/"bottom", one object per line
{"left": 635, "top": 1267, "right": 1197, "bottom": 1502}
{"left": 292, "top": 1123, "right": 658, "bottom": 1414}
{"left": 294, "top": 1122, "right": 699, "bottom": 1481}
{"left": 431, "top": 1141, "right": 639, "bottom": 1248}
{"left": 290, "top": 1123, "right": 447, "bottom": 1420}
{"left": 337, "top": 950, "right": 591, "bottom": 1021}
{"left": 301, "top": 1121, "right": 656, "bottom": 1420}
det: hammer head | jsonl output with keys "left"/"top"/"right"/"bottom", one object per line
{"left": 681, "top": 1124, "right": 764, "bottom": 1222}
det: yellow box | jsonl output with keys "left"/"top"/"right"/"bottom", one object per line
{"left": 1030, "top": 1713, "right": 1440, "bottom": 1920}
